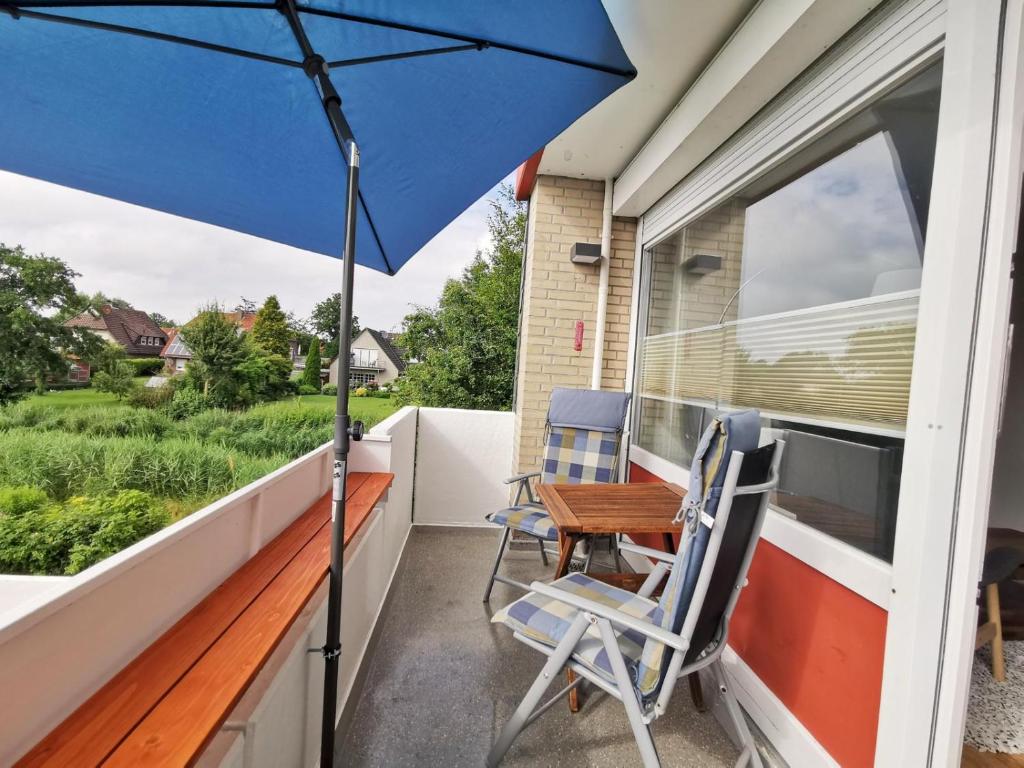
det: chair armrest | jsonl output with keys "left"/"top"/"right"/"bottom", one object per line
{"left": 618, "top": 541, "right": 676, "bottom": 565}
{"left": 528, "top": 581, "right": 689, "bottom": 653}
{"left": 504, "top": 471, "right": 541, "bottom": 485}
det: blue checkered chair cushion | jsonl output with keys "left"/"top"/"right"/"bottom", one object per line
{"left": 491, "top": 572, "right": 658, "bottom": 686}
{"left": 541, "top": 426, "right": 619, "bottom": 485}
{"left": 486, "top": 505, "right": 558, "bottom": 541}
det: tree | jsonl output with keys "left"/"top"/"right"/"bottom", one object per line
{"left": 149, "top": 312, "right": 176, "bottom": 328}
{"left": 180, "top": 304, "right": 245, "bottom": 402}
{"left": 92, "top": 343, "right": 135, "bottom": 400}
{"left": 302, "top": 338, "right": 322, "bottom": 390}
{"left": 309, "top": 294, "right": 360, "bottom": 360}
{"left": 395, "top": 185, "right": 525, "bottom": 410}
{"left": 236, "top": 337, "right": 293, "bottom": 404}
{"left": 86, "top": 291, "right": 133, "bottom": 310}
{"left": 234, "top": 297, "right": 258, "bottom": 314}
{"left": 0, "top": 244, "right": 103, "bottom": 406}
{"left": 251, "top": 295, "right": 291, "bottom": 357}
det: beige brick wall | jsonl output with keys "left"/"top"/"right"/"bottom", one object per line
{"left": 512, "top": 175, "right": 637, "bottom": 475}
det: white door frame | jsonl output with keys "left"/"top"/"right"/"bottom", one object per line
{"left": 875, "top": 1, "right": 1024, "bottom": 765}
{"left": 931, "top": 0, "right": 1024, "bottom": 763}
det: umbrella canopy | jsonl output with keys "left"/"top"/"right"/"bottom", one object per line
{"left": 1, "top": 3, "right": 634, "bottom": 764}
{"left": 1, "top": 1, "right": 634, "bottom": 274}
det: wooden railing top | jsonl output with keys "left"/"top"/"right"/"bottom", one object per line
{"left": 17, "top": 471, "right": 393, "bottom": 768}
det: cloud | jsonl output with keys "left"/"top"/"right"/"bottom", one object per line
{"left": 0, "top": 170, "right": 512, "bottom": 331}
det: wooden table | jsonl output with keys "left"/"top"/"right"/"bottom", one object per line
{"left": 536, "top": 481, "right": 703, "bottom": 712}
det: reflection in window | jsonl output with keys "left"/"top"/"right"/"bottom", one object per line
{"left": 634, "top": 62, "right": 942, "bottom": 562}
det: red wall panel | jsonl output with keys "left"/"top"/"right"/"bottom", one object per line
{"left": 627, "top": 462, "right": 887, "bottom": 768}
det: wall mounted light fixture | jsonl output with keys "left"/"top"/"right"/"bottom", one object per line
{"left": 570, "top": 242, "right": 602, "bottom": 265}
{"left": 683, "top": 253, "right": 722, "bottom": 275}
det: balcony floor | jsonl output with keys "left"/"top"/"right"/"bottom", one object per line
{"left": 336, "top": 527, "right": 739, "bottom": 767}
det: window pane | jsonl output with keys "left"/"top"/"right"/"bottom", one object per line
{"left": 633, "top": 61, "right": 942, "bottom": 563}
{"left": 768, "top": 420, "right": 903, "bottom": 562}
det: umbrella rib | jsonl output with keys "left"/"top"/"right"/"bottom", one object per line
{"left": 326, "top": 43, "right": 482, "bottom": 69}
{"left": 13, "top": 0, "right": 274, "bottom": 7}
{"left": 2, "top": 5, "right": 303, "bottom": 68}
{"left": 298, "top": 6, "right": 637, "bottom": 80}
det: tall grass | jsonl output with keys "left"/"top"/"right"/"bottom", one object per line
{"left": 0, "top": 429, "right": 284, "bottom": 501}
{"left": 0, "top": 404, "right": 172, "bottom": 439}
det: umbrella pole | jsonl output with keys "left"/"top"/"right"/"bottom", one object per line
{"left": 321, "top": 138, "right": 361, "bottom": 768}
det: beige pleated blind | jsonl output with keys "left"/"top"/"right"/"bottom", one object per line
{"left": 638, "top": 294, "right": 918, "bottom": 431}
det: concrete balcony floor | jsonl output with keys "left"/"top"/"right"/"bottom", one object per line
{"left": 336, "top": 527, "right": 738, "bottom": 767}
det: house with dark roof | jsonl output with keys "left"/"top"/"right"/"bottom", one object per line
{"left": 327, "top": 328, "right": 406, "bottom": 387}
{"left": 65, "top": 304, "right": 168, "bottom": 357}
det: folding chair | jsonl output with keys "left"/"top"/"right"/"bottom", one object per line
{"left": 487, "top": 410, "right": 784, "bottom": 768}
{"left": 483, "top": 388, "right": 631, "bottom": 602}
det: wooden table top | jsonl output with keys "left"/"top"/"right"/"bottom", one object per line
{"left": 537, "top": 481, "right": 685, "bottom": 535}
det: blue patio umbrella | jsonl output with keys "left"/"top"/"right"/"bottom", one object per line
{"left": 0, "top": 2, "right": 634, "bottom": 761}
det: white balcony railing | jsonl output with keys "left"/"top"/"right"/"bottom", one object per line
{"left": 0, "top": 406, "right": 514, "bottom": 767}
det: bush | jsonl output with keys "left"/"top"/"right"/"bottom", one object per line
{"left": 0, "top": 430, "right": 283, "bottom": 502}
{"left": 167, "top": 387, "right": 209, "bottom": 420}
{"left": 128, "top": 384, "right": 175, "bottom": 410}
{"left": 92, "top": 361, "right": 136, "bottom": 401}
{"left": 0, "top": 486, "right": 49, "bottom": 517}
{"left": 297, "top": 383, "right": 321, "bottom": 396}
{"left": 353, "top": 387, "right": 368, "bottom": 398}
{"left": 321, "top": 384, "right": 338, "bottom": 396}
{"left": 0, "top": 489, "right": 172, "bottom": 575}
{"left": 125, "top": 357, "right": 165, "bottom": 376}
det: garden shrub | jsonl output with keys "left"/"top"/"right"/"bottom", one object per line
{"left": 128, "top": 384, "right": 175, "bottom": 410}
{"left": 321, "top": 384, "right": 338, "bottom": 396}
{"left": 297, "top": 383, "right": 320, "bottom": 396}
{"left": 167, "top": 387, "right": 209, "bottom": 420}
{"left": 0, "top": 489, "right": 171, "bottom": 575}
{"left": 0, "top": 486, "right": 49, "bottom": 517}
{"left": 353, "top": 387, "right": 368, "bottom": 397}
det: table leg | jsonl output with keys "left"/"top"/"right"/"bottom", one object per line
{"left": 555, "top": 533, "right": 582, "bottom": 713}
{"left": 555, "top": 533, "right": 579, "bottom": 578}
{"left": 688, "top": 673, "right": 707, "bottom": 712}
{"left": 662, "top": 532, "right": 676, "bottom": 555}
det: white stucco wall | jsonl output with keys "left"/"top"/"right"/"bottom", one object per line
{"left": 412, "top": 408, "right": 514, "bottom": 526}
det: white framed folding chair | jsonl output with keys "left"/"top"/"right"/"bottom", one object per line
{"left": 487, "top": 409, "right": 784, "bottom": 768}
{"left": 483, "top": 388, "right": 631, "bottom": 601}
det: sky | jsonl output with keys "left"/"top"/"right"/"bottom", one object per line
{"left": 0, "top": 170, "right": 512, "bottom": 332}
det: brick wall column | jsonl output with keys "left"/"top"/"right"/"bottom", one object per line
{"left": 512, "top": 175, "right": 638, "bottom": 475}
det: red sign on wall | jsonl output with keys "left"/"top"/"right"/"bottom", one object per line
{"left": 574, "top": 320, "right": 584, "bottom": 352}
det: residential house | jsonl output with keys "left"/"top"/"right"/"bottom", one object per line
{"left": 159, "top": 310, "right": 256, "bottom": 373}
{"left": 62, "top": 304, "right": 167, "bottom": 380}
{"left": 65, "top": 304, "right": 168, "bottom": 358}
{"left": 159, "top": 328, "right": 190, "bottom": 373}
{"left": 328, "top": 328, "right": 406, "bottom": 387}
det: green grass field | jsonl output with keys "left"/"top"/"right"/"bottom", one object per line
{"left": 1, "top": 389, "right": 400, "bottom": 574}
{"left": 275, "top": 393, "right": 400, "bottom": 426}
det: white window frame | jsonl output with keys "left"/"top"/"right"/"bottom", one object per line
{"left": 626, "top": 42, "right": 950, "bottom": 607}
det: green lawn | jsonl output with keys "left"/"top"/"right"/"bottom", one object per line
{"left": 25, "top": 388, "right": 122, "bottom": 409}
{"left": 278, "top": 393, "right": 400, "bottom": 428}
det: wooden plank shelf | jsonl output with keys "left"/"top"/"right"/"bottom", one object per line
{"left": 17, "top": 471, "right": 393, "bottom": 768}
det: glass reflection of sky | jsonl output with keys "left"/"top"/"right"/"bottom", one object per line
{"left": 738, "top": 132, "right": 924, "bottom": 321}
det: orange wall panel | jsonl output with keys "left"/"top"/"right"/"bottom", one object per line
{"left": 627, "top": 462, "right": 887, "bottom": 768}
